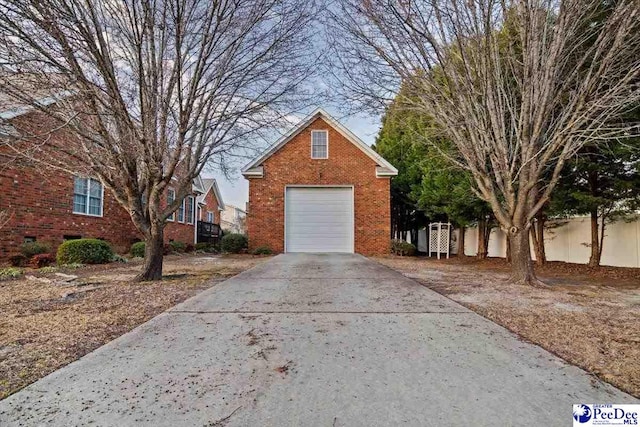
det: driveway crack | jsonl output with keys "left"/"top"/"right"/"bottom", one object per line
{"left": 169, "top": 310, "right": 473, "bottom": 314}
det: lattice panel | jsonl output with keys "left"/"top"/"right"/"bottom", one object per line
{"left": 428, "top": 222, "right": 451, "bottom": 258}
{"left": 429, "top": 225, "right": 439, "bottom": 252}
{"left": 438, "top": 226, "right": 450, "bottom": 252}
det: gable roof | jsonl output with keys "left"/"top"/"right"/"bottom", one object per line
{"left": 196, "top": 178, "right": 225, "bottom": 210}
{"left": 0, "top": 90, "right": 75, "bottom": 121}
{"left": 241, "top": 108, "right": 398, "bottom": 178}
{"left": 0, "top": 73, "right": 76, "bottom": 120}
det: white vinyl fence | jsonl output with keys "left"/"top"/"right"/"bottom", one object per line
{"left": 463, "top": 215, "right": 640, "bottom": 268}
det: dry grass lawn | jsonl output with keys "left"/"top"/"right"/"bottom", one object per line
{"left": 374, "top": 255, "right": 640, "bottom": 398}
{"left": 0, "top": 254, "right": 269, "bottom": 399}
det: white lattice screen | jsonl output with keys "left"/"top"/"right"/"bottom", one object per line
{"left": 428, "top": 222, "right": 451, "bottom": 259}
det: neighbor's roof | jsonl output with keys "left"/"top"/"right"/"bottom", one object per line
{"left": 0, "top": 90, "right": 75, "bottom": 120}
{"left": 241, "top": 108, "right": 398, "bottom": 178}
{"left": 225, "top": 203, "right": 246, "bottom": 214}
{"left": 0, "top": 73, "right": 75, "bottom": 120}
{"left": 197, "top": 178, "right": 225, "bottom": 210}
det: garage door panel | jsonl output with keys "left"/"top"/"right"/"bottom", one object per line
{"left": 285, "top": 187, "right": 353, "bottom": 253}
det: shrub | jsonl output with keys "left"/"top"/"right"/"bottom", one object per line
{"left": 130, "top": 241, "right": 146, "bottom": 258}
{"left": 169, "top": 241, "right": 186, "bottom": 253}
{"left": 195, "top": 242, "right": 209, "bottom": 251}
{"left": 0, "top": 267, "right": 23, "bottom": 280}
{"left": 9, "top": 254, "right": 27, "bottom": 267}
{"left": 131, "top": 241, "right": 179, "bottom": 258}
{"left": 30, "top": 253, "right": 54, "bottom": 268}
{"left": 38, "top": 266, "right": 58, "bottom": 274}
{"left": 220, "top": 233, "right": 248, "bottom": 253}
{"left": 20, "top": 241, "right": 50, "bottom": 258}
{"left": 185, "top": 243, "right": 195, "bottom": 253}
{"left": 111, "top": 254, "right": 128, "bottom": 263}
{"left": 195, "top": 242, "right": 218, "bottom": 253}
{"left": 391, "top": 239, "right": 416, "bottom": 256}
{"left": 252, "top": 245, "right": 272, "bottom": 255}
{"left": 57, "top": 239, "right": 114, "bottom": 265}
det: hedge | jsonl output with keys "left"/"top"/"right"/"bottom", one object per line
{"left": 130, "top": 241, "right": 146, "bottom": 258}
{"left": 252, "top": 245, "right": 273, "bottom": 255}
{"left": 169, "top": 241, "right": 186, "bottom": 253}
{"left": 220, "top": 233, "right": 248, "bottom": 253}
{"left": 20, "top": 241, "right": 50, "bottom": 258}
{"left": 57, "top": 239, "right": 114, "bottom": 265}
{"left": 391, "top": 239, "right": 416, "bottom": 256}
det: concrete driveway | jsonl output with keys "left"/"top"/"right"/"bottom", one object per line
{"left": 0, "top": 254, "right": 636, "bottom": 426}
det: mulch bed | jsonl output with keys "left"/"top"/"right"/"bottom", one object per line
{"left": 0, "top": 254, "right": 268, "bottom": 399}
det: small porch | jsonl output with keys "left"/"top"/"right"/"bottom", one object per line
{"left": 196, "top": 221, "right": 222, "bottom": 244}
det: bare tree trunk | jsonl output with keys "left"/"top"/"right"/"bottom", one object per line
{"left": 477, "top": 220, "right": 487, "bottom": 259}
{"left": 508, "top": 227, "right": 539, "bottom": 286}
{"left": 588, "top": 210, "right": 600, "bottom": 268}
{"left": 136, "top": 225, "right": 164, "bottom": 281}
{"left": 530, "top": 215, "right": 547, "bottom": 265}
{"left": 598, "top": 218, "right": 606, "bottom": 266}
{"left": 477, "top": 219, "right": 491, "bottom": 259}
{"left": 505, "top": 234, "right": 511, "bottom": 263}
{"left": 457, "top": 226, "right": 466, "bottom": 258}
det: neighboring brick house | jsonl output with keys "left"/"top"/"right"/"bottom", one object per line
{"left": 0, "top": 94, "right": 222, "bottom": 260}
{"left": 242, "top": 108, "right": 397, "bottom": 255}
{"left": 196, "top": 178, "right": 224, "bottom": 225}
{"left": 220, "top": 204, "right": 247, "bottom": 234}
{"left": 161, "top": 175, "right": 221, "bottom": 245}
{"left": 192, "top": 178, "right": 224, "bottom": 244}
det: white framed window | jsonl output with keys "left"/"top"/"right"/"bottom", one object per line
{"left": 167, "top": 189, "right": 175, "bottom": 221}
{"left": 186, "top": 196, "right": 195, "bottom": 224}
{"left": 73, "top": 177, "right": 103, "bottom": 216}
{"left": 207, "top": 211, "right": 214, "bottom": 223}
{"left": 311, "top": 130, "right": 328, "bottom": 159}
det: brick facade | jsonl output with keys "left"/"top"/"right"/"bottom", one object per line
{"left": 246, "top": 117, "right": 391, "bottom": 255}
{"left": 163, "top": 193, "right": 197, "bottom": 245}
{"left": 0, "top": 165, "right": 139, "bottom": 258}
{"left": 0, "top": 111, "right": 220, "bottom": 260}
{"left": 198, "top": 186, "right": 220, "bottom": 224}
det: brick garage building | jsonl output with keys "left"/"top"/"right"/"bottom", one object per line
{"left": 0, "top": 100, "right": 222, "bottom": 260}
{"left": 242, "top": 108, "right": 397, "bottom": 255}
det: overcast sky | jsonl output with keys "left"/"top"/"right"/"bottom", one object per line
{"left": 205, "top": 108, "right": 382, "bottom": 210}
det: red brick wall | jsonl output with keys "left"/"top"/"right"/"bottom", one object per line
{"left": 0, "top": 111, "right": 203, "bottom": 259}
{"left": 163, "top": 192, "right": 196, "bottom": 245}
{"left": 163, "top": 183, "right": 221, "bottom": 245}
{"left": 200, "top": 187, "right": 220, "bottom": 224}
{"left": 164, "top": 221, "right": 195, "bottom": 245}
{"left": 0, "top": 163, "right": 206, "bottom": 258}
{"left": 0, "top": 166, "right": 139, "bottom": 258}
{"left": 247, "top": 117, "right": 391, "bottom": 255}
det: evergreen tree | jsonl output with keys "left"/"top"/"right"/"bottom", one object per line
{"left": 374, "top": 104, "right": 429, "bottom": 244}
{"left": 375, "top": 97, "right": 493, "bottom": 257}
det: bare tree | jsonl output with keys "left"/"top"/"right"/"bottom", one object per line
{"left": 0, "top": 0, "right": 317, "bottom": 280}
{"left": 328, "top": 0, "right": 640, "bottom": 285}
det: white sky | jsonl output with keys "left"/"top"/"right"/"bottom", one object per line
{"left": 205, "top": 108, "right": 382, "bottom": 209}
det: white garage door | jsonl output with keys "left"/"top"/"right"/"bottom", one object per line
{"left": 285, "top": 187, "right": 354, "bottom": 253}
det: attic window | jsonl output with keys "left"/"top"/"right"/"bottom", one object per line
{"left": 311, "top": 130, "right": 328, "bottom": 159}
